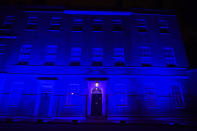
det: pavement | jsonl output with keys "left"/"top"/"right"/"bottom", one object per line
{"left": 0, "top": 122, "right": 197, "bottom": 131}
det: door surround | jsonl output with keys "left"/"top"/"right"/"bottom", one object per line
{"left": 87, "top": 80, "right": 107, "bottom": 117}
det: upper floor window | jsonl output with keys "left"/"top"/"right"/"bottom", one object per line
{"left": 49, "top": 16, "right": 62, "bottom": 31}
{"left": 92, "top": 48, "right": 103, "bottom": 66}
{"left": 18, "top": 45, "right": 32, "bottom": 65}
{"left": 72, "top": 17, "right": 84, "bottom": 32}
{"left": 0, "top": 44, "right": 7, "bottom": 64}
{"left": 70, "top": 48, "right": 81, "bottom": 66}
{"left": 136, "top": 16, "right": 148, "bottom": 32}
{"left": 26, "top": 16, "right": 38, "bottom": 30}
{"left": 92, "top": 18, "right": 104, "bottom": 32}
{"left": 112, "top": 18, "right": 123, "bottom": 32}
{"left": 164, "top": 48, "right": 176, "bottom": 67}
{"left": 114, "top": 48, "right": 125, "bottom": 66}
{"left": 144, "top": 87, "right": 157, "bottom": 107}
{"left": 160, "top": 19, "right": 169, "bottom": 33}
{"left": 1, "top": 16, "right": 15, "bottom": 29}
{"left": 140, "top": 47, "right": 152, "bottom": 67}
{"left": 171, "top": 85, "right": 184, "bottom": 107}
{"left": 0, "top": 44, "right": 6, "bottom": 56}
{"left": 45, "top": 45, "right": 57, "bottom": 66}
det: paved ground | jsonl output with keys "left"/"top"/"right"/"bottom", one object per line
{"left": 0, "top": 122, "right": 197, "bottom": 131}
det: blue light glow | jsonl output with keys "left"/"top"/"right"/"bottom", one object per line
{"left": 0, "top": 6, "right": 192, "bottom": 124}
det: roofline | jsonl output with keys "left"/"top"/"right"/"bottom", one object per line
{"left": 64, "top": 10, "right": 133, "bottom": 15}
{"left": 24, "top": 9, "right": 175, "bottom": 16}
{"left": 0, "top": 5, "right": 176, "bottom": 16}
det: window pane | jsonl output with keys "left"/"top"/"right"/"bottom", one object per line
{"left": 114, "top": 48, "right": 125, "bottom": 66}
{"left": 18, "top": 45, "right": 32, "bottom": 65}
{"left": 72, "top": 17, "right": 84, "bottom": 32}
{"left": 171, "top": 85, "right": 184, "bottom": 106}
{"left": 164, "top": 48, "right": 176, "bottom": 67}
{"left": 136, "top": 16, "right": 148, "bottom": 32}
{"left": 92, "top": 18, "right": 104, "bottom": 32}
{"left": 92, "top": 48, "right": 103, "bottom": 66}
{"left": 140, "top": 47, "right": 152, "bottom": 66}
{"left": 70, "top": 48, "right": 81, "bottom": 66}
{"left": 45, "top": 45, "right": 57, "bottom": 65}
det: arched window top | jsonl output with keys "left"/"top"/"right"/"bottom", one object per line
{"left": 92, "top": 87, "right": 102, "bottom": 94}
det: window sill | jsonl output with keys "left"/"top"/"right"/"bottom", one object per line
{"left": 92, "top": 31, "right": 104, "bottom": 32}
{"left": 24, "top": 29, "right": 36, "bottom": 31}
{"left": 160, "top": 32, "right": 171, "bottom": 35}
{"left": 48, "top": 30, "right": 61, "bottom": 32}
{"left": 72, "top": 31, "right": 83, "bottom": 32}
{"left": 0, "top": 36, "right": 16, "bottom": 39}
{"left": 0, "top": 28, "right": 12, "bottom": 31}
{"left": 142, "top": 64, "right": 152, "bottom": 67}
{"left": 137, "top": 31, "right": 149, "bottom": 34}
{"left": 112, "top": 31, "right": 123, "bottom": 33}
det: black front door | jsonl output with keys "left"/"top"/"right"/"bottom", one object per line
{"left": 91, "top": 94, "right": 102, "bottom": 116}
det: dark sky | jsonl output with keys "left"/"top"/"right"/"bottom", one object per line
{"left": 1, "top": 0, "right": 197, "bottom": 68}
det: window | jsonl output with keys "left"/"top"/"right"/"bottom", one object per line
{"left": 171, "top": 85, "right": 184, "bottom": 107}
{"left": 92, "top": 18, "right": 104, "bottom": 32}
{"left": 18, "top": 45, "right": 32, "bottom": 65}
{"left": 164, "top": 48, "right": 176, "bottom": 67}
{"left": 65, "top": 84, "right": 80, "bottom": 105}
{"left": 0, "top": 44, "right": 6, "bottom": 55}
{"left": 70, "top": 48, "right": 81, "bottom": 66}
{"left": 26, "top": 16, "right": 38, "bottom": 30}
{"left": 136, "top": 16, "right": 148, "bottom": 32}
{"left": 114, "top": 48, "right": 125, "bottom": 66}
{"left": 144, "top": 87, "right": 157, "bottom": 107}
{"left": 1, "top": 16, "right": 15, "bottom": 29}
{"left": 160, "top": 19, "right": 168, "bottom": 33}
{"left": 72, "top": 17, "right": 84, "bottom": 32}
{"left": 112, "top": 18, "right": 123, "bottom": 32}
{"left": 0, "top": 44, "right": 6, "bottom": 64}
{"left": 49, "top": 16, "right": 62, "bottom": 31}
{"left": 39, "top": 93, "right": 52, "bottom": 117}
{"left": 92, "top": 48, "right": 103, "bottom": 66}
{"left": 117, "top": 94, "right": 128, "bottom": 106}
{"left": 140, "top": 47, "right": 152, "bottom": 66}
{"left": 8, "top": 87, "right": 22, "bottom": 107}
{"left": 45, "top": 45, "right": 57, "bottom": 66}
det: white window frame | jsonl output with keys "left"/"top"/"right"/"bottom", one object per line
{"left": 45, "top": 45, "right": 58, "bottom": 62}
{"left": 144, "top": 86, "right": 157, "bottom": 108}
{"left": 140, "top": 47, "right": 152, "bottom": 65}
{"left": 3, "top": 16, "right": 15, "bottom": 25}
{"left": 18, "top": 44, "right": 32, "bottom": 63}
{"left": 27, "top": 16, "right": 38, "bottom": 25}
{"left": 114, "top": 48, "right": 125, "bottom": 64}
{"left": 92, "top": 48, "right": 103, "bottom": 62}
{"left": 171, "top": 84, "right": 184, "bottom": 107}
{"left": 50, "top": 16, "right": 62, "bottom": 26}
{"left": 71, "top": 48, "right": 81, "bottom": 62}
{"left": 0, "top": 44, "right": 6, "bottom": 55}
{"left": 164, "top": 48, "right": 176, "bottom": 66}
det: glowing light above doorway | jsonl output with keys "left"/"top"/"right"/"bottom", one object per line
{"left": 95, "top": 82, "right": 99, "bottom": 87}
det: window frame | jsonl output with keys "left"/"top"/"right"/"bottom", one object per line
{"left": 140, "top": 46, "right": 152, "bottom": 67}
{"left": 18, "top": 44, "right": 32, "bottom": 65}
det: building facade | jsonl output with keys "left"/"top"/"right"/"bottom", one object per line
{"left": 0, "top": 6, "right": 191, "bottom": 123}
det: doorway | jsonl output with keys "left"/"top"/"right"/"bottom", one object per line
{"left": 91, "top": 88, "right": 102, "bottom": 116}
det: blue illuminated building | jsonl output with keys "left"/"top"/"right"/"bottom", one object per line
{"left": 0, "top": 6, "right": 193, "bottom": 123}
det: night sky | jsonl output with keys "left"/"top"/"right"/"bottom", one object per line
{"left": 1, "top": 0, "right": 196, "bottom": 68}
